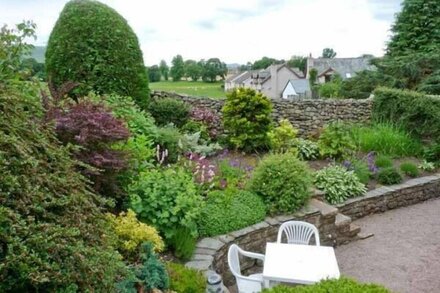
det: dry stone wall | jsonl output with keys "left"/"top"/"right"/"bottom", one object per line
{"left": 151, "top": 90, "right": 373, "bottom": 136}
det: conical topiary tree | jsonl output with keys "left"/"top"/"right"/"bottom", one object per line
{"left": 45, "top": 0, "right": 150, "bottom": 108}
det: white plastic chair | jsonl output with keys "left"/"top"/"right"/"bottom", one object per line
{"left": 228, "top": 244, "right": 265, "bottom": 293}
{"left": 277, "top": 221, "right": 320, "bottom": 246}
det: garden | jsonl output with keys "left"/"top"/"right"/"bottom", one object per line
{"left": 1, "top": 0, "right": 440, "bottom": 292}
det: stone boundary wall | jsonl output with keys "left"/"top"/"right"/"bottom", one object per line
{"left": 337, "top": 174, "right": 440, "bottom": 220}
{"left": 185, "top": 174, "right": 440, "bottom": 286}
{"left": 151, "top": 90, "right": 373, "bottom": 136}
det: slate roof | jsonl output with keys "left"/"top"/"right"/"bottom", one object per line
{"left": 284, "top": 79, "right": 310, "bottom": 94}
{"left": 308, "top": 57, "right": 375, "bottom": 79}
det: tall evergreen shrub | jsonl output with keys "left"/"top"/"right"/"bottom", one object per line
{"left": 46, "top": 0, "right": 150, "bottom": 108}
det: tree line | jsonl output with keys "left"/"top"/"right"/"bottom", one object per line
{"left": 148, "top": 55, "right": 228, "bottom": 82}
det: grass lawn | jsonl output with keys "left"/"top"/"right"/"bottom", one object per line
{"left": 150, "top": 81, "right": 226, "bottom": 99}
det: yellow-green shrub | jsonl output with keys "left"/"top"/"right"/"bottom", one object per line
{"left": 108, "top": 209, "right": 164, "bottom": 254}
{"left": 268, "top": 119, "right": 298, "bottom": 153}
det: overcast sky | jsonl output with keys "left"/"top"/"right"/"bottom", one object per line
{"left": 1, "top": 0, "right": 402, "bottom": 66}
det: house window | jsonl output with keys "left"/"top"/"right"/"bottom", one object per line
{"left": 325, "top": 75, "right": 331, "bottom": 83}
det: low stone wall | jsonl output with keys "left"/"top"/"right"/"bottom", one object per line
{"left": 186, "top": 199, "right": 359, "bottom": 286}
{"left": 337, "top": 175, "right": 440, "bottom": 220}
{"left": 151, "top": 90, "right": 373, "bottom": 136}
{"left": 185, "top": 174, "right": 440, "bottom": 286}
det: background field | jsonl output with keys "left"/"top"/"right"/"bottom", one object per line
{"left": 150, "top": 81, "right": 226, "bottom": 99}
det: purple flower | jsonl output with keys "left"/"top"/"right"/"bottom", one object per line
{"left": 229, "top": 159, "right": 240, "bottom": 168}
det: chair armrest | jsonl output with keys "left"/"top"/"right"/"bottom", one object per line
{"left": 240, "top": 250, "right": 265, "bottom": 262}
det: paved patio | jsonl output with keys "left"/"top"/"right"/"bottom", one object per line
{"left": 336, "top": 198, "right": 440, "bottom": 293}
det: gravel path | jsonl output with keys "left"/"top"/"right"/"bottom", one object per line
{"left": 336, "top": 198, "right": 440, "bottom": 293}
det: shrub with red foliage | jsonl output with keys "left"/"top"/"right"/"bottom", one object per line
{"left": 52, "top": 100, "right": 130, "bottom": 199}
{"left": 190, "top": 107, "right": 221, "bottom": 138}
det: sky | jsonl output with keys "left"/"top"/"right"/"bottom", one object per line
{"left": 0, "top": 0, "right": 402, "bottom": 66}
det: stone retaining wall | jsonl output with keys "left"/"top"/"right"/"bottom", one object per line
{"left": 185, "top": 174, "right": 440, "bottom": 286}
{"left": 337, "top": 175, "right": 440, "bottom": 220}
{"left": 186, "top": 199, "right": 359, "bottom": 286}
{"left": 151, "top": 91, "right": 373, "bottom": 136}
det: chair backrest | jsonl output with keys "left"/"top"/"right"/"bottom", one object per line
{"left": 277, "top": 221, "right": 320, "bottom": 246}
{"left": 228, "top": 244, "right": 263, "bottom": 293}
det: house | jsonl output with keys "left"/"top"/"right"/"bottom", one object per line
{"left": 306, "top": 57, "right": 375, "bottom": 84}
{"left": 282, "top": 79, "right": 311, "bottom": 99}
{"left": 225, "top": 63, "right": 304, "bottom": 99}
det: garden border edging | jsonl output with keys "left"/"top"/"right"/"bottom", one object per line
{"left": 185, "top": 174, "right": 440, "bottom": 286}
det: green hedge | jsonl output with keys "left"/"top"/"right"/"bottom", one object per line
{"left": 262, "top": 277, "right": 390, "bottom": 293}
{"left": 373, "top": 87, "right": 440, "bottom": 138}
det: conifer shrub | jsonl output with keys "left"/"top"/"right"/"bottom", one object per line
{"left": 46, "top": 0, "right": 150, "bottom": 108}
{"left": 222, "top": 88, "right": 273, "bottom": 152}
{"left": 0, "top": 95, "right": 127, "bottom": 292}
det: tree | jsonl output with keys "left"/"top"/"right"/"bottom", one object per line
{"left": 159, "top": 60, "right": 169, "bottom": 81}
{"left": 170, "top": 54, "right": 185, "bottom": 81}
{"left": 202, "top": 58, "right": 227, "bottom": 82}
{"left": 321, "top": 48, "right": 337, "bottom": 58}
{"left": 148, "top": 65, "right": 161, "bottom": 82}
{"left": 20, "top": 57, "right": 46, "bottom": 80}
{"left": 45, "top": 0, "right": 149, "bottom": 108}
{"left": 184, "top": 59, "right": 202, "bottom": 81}
{"left": 239, "top": 62, "right": 252, "bottom": 72}
{"left": 387, "top": 0, "right": 440, "bottom": 57}
{"left": 418, "top": 69, "right": 440, "bottom": 94}
{"left": 252, "top": 57, "right": 283, "bottom": 70}
{"left": 308, "top": 68, "right": 318, "bottom": 99}
{"left": 287, "top": 56, "right": 307, "bottom": 73}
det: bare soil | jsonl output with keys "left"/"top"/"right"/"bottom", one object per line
{"left": 336, "top": 198, "right": 440, "bottom": 293}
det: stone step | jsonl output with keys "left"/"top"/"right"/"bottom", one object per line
{"left": 335, "top": 213, "right": 351, "bottom": 228}
{"left": 309, "top": 198, "right": 338, "bottom": 217}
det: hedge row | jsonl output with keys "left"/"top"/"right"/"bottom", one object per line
{"left": 373, "top": 87, "right": 440, "bottom": 138}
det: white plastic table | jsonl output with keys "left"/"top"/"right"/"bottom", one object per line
{"left": 263, "top": 242, "right": 340, "bottom": 287}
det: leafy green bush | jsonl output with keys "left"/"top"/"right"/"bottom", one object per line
{"left": 129, "top": 168, "right": 202, "bottom": 241}
{"left": 100, "top": 94, "right": 157, "bottom": 139}
{"left": 318, "top": 122, "right": 356, "bottom": 159}
{"left": 262, "top": 277, "right": 390, "bottom": 293}
{"left": 148, "top": 98, "right": 190, "bottom": 127}
{"left": 375, "top": 155, "right": 393, "bottom": 168}
{"left": 222, "top": 88, "right": 273, "bottom": 152}
{"left": 373, "top": 87, "right": 440, "bottom": 138}
{"left": 170, "top": 227, "right": 197, "bottom": 261}
{"left": 314, "top": 165, "right": 367, "bottom": 204}
{"left": 107, "top": 209, "right": 164, "bottom": 259}
{"left": 400, "top": 162, "right": 419, "bottom": 177}
{"left": 156, "top": 126, "right": 182, "bottom": 164}
{"left": 166, "top": 262, "right": 206, "bottom": 293}
{"left": 179, "top": 132, "right": 222, "bottom": 157}
{"left": 419, "top": 160, "right": 436, "bottom": 172}
{"left": 198, "top": 189, "right": 266, "bottom": 237}
{"left": 249, "top": 153, "right": 312, "bottom": 214}
{"left": 118, "top": 243, "right": 169, "bottom": 292}
{"left": 424, "top": 141, "right": 440, "bottom": 164}
{"left": 377, "top": 167, "right": 403, "bottom": 185}
{"left": 350, "top": 123, "right": 422, "bottom": 157}
{"left": 0, "top": 95, "right": 127, "bottom": 292}
{"left": 46, "top": 0, "right": 149, "bottom": 108}
{"left": 294, "top": 138, "right": 320, "bottom": 160}
{"left": 268, "top": 119, "right": 298, "bottom": 153}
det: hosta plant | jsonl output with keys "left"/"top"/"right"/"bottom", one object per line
{"left": 294, "top": 138, "right": 320, "bottom": 160}
{"left": 314, "top": 165, "right": 367, "bottom": 204}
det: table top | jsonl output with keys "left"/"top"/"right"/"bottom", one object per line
{"left": 263, "top": 242, "right": 340, "bottom": 284}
